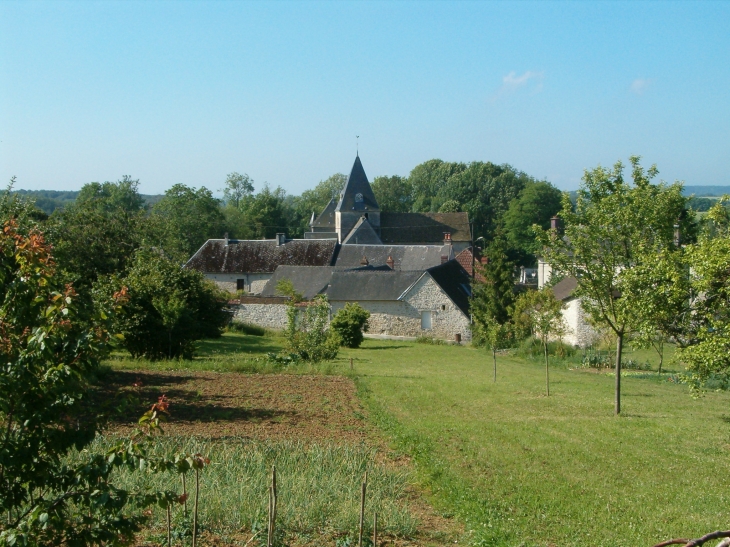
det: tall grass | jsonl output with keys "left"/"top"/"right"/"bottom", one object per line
{"left": 77, "top": 437, "right": 416, "bottom": 539}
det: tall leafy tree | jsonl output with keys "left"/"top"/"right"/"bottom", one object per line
{"left": 49, "top": 177, "right": 146, "bottom": 289}
{"left": 240, "top": 184, "right": 290, "bottom": 239}
{"left": 150, "top": 184, "right": 225, "bottom": 261}
{"left": 471, "top": 236, "right": 516, "bottom": 382}
{"left": 537, "top": 156, "right": 691, "bottom": 414}
{"left": 676, "top": 201, "right": 730, "bottom": 391}
{"left": 222, "top": 172, "right": 254, "bottom": 208}
{"left": 503, "top": 181, "right": 563, "bottom": 265}
{"left": 371, "top": 175, "right": 413, "bottom": 212}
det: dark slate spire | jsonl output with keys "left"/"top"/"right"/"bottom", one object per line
{"left": 336, "top": 156, "right": 380, "bottom": 213}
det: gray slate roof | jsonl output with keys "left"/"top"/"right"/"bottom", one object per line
{"left": 327, "top": 271, "right": 423, "bottom": 301}
{"left": 552, "top": 276, "right": 578, "bottom": 301}
{"left": 259, "top": 259, "right": 472, "bottom": 316}
{"left": 310, "top": 198, "right": 337, "bottom": 230}
{"left": 341, "top": 217, "right": 383, "bottom": 245}
{"left": 259, "top": 266, "right": 335, "bottom": 300}
{"left": 379, "top": 212, "right": 471, "bottom": 244}
{"left": 333, "top": 244, "right": 453, "bottom": 270}
{"left": 336, "top": 156, "right": 380, "bottom": 213}
{"left": 185, "top": 239, "right": 337, "bottom": 274}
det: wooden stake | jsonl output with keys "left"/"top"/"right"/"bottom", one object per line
{"left": 373, "top": 513, "right": 377, "bottom": 547}
{"left": 268, "top": 465, "right": 277, "bottom": 547}
{"left": 166, "top": 503, "right": 171, "bottom": 547}
{"left": 181, "top": 473, "right": 188, "bottom": 518}
{"left": 192, "top": 468, "right": 200, "bottom": 547}
{"left": 350, "top": 357, "right": 353, "bottom": 370}
{"left": 359, "top": 472, "right": 367, "bottom": 547}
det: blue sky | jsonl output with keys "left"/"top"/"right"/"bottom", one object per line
{"left": 1, "top": 1, "right": 728, "bottom": 195}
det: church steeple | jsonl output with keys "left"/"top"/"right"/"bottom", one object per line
{"left": 335, "top": 156, "right": 381, "bottom": 243}
{"left": 336, "top": 155, "right": 380, "bottom": 213}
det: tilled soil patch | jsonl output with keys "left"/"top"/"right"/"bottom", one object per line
{"left": 100, "top": 370, "right": 368, "bottom": 443}
{"left": 96, "top": 369, "right": 461, "bottom": 546}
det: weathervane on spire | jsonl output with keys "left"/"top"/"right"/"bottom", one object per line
{"left": 356, "top": 135, "right": 359, "bottom": 156}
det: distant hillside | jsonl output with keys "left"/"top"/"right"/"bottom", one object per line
{"left": 5, "top": 189, "right": 164, "bottom": 215}
{"left": 683, "top": 186, "right": 730, "bottom": 197}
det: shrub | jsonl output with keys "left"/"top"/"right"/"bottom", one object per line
{"left": 0, "top": 220, "right": 174, "bottom": 545}
{"left": 515, "top": 336, "right": 576, "bottom": 360}
{"left": 101, "top": 248, "right": 229, "bottom": 360}
{"left": 227, "top": 320, "right": 266, "bottom": 336}
{"left": 330, "top": 303, "right": 370, "bottom": 348}
{"left": 284, "top": 295, "right": 339, "bottom": 362}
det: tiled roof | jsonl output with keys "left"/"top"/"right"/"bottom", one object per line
{"left": 380, "top": 212, "right": 470, "bottom": 244}
{"left": 552, "top": 276, "right": 578, "bottom": 301}
{"left": 341, "top": 217, "right": 383, "bottom": 245}
{"left": 184, "top": 239, "right": 337, "bottom": 274}
{"left": 259, "top": 266, "right": 335, "bottom": 299}
{"left": 327, "top": 271, "right": 423, "bottom": 301}
{"left": 310, "top": 198, "right": 337, "bottom": 229}
{"left": 333, "top": 244, "right": 452, "bottom": 270}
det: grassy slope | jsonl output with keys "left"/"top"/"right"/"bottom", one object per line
{"left": 106, "top": 334, "right": 730, "bottom": 546}
{"left": 340, "top": 340, "right": 730, "bottom": 547}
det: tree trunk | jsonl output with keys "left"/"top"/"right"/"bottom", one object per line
{"left": 492, "top": 348, "right": 497, "bottom": 383}
{"left": 615, "top": 333, "right": 623, "bottom": 415}
{"left": 542, "top": 340, "right": 550, "bottom": 397}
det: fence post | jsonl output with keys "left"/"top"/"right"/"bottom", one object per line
{"left": 268, "top": 465, "right": 277, "bottom": 547}
{"left": 359, "top": 472, "right": 367, "bottom": 547}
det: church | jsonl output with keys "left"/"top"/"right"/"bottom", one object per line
{"left": 305, "top": 155, "right": 471, "bottom": 250}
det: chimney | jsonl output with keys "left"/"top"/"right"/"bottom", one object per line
{"left": 360, "top": 256, "right": 369, "bottom": 266}
{"left": 276, "top": 233, "right": 286, "bottom": 246}
{"left": 441, "top": 255, "right": 448, "bottom": 264}
{"left": 674, "top": 223, "right": 681, "bottom": 248}
{"left": 550, "top": 216, "right": 562, "bottom": 232}
{"left": 444, "top": 232, "right": 452, "bottom": 246}
{"left": 386, "top": 255, "right": 394, "bottom": 269}
{"left": 224, "top": 232, "right": 229, "bottom": 247}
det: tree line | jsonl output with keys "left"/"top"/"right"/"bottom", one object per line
{"left": 6, "top": 158, "right": 567, "bottom": 268}
{"left": 472, "top": 155, "right": 730, "bottom": 416}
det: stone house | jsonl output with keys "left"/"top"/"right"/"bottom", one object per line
{"left": 234, "top": 259, "right": 473, "bottom": 341}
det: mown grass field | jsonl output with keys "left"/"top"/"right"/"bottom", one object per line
{"left": 105, "top": 333, "right": 730, "bottom": 546}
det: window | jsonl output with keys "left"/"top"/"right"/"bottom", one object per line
{"left": 355, "top": 192, "right": 363, "bottom": 202}
{"left": 441, "top": 304, "right": 446, "bottom": 311}
{"left": 421, "top": 311, "right": 432, "bottom": 330}
{"left": 236, "top": 279, "right": 245, "bottom": 291}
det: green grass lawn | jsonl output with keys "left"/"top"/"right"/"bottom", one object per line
{"left": 106, "top": 333, "right": 730, "bottom": 546}
{"left": 341, "top": 339, "right": 730, "bottom": 547}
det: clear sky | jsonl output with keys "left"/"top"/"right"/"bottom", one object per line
{"left": 1, "top": 1, "right": 728, "bottom": 195}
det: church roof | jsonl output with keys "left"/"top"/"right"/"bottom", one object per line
{"left": 379, "top": 212, "right": 471, "bottom": 245}
{"left": 310, "top": 198, "right": 337, "bottom": 229}
{"left": 341, "top": 216, "right": 383, "bottom": 245}
{"left": 336, "top": 155, "right": 380, "bottom": 213}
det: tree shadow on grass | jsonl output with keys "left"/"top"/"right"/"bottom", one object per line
{"left": 195, "top": 333, "right": 284, "bottom": 357}
{"left": 91, "top": 370, "right": 294, "bottom": 427}
{"left": 359, "top": 345, "right": 410, "bottom": 350}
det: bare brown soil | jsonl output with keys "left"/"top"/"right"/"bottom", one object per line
{"left": 98, "top": 370, "right": 461, "bottom": 546}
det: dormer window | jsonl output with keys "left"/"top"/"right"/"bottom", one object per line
{"left": 355, "top": 193, "right": 363, "bottom": 203}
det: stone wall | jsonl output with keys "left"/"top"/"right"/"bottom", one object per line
{"left": 232, "top": 297, "right": 289, "bottom": 330}
{"left": 562, "top": 297, "right": 599, "bottom": 348}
